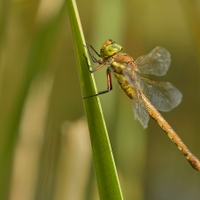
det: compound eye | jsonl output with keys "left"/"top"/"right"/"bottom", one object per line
{"left": 102, "top": 44, "right": 122, "bottom": 57}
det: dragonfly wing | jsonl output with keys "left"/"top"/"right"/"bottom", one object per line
{"left": 135, "top": 47, "right": 171, "bottom": 76}
{"left": 123, "top": 68, "right": 149, "bottom": 128}
{"left": 123, "top": 67, "right": 144, "bottom": 92}
{"left": 133, "top": 92, "right": 150, "bottom": 129}
{"left": 141, "top": 77, "right": 182, "bottom": 112}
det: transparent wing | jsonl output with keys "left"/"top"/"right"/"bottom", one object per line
{"left": 141, "top": 77, "right": 182, "bottom": 112}
{"left": 123, "top": 66, "right": 144, "bottom": 92}
{"left": 123, "top": 65, "right": 182, "bottom": 127}
{"left": 132, "top": 92, "right": 150, "bottom": 129}
{"left": 123, "top": 67, "right": 149, "bottom": 128}
{"left": 135, "top": 47, "right": 171, "bottom": 76}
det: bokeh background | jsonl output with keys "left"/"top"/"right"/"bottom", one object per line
{"left": 1, "top": 0, "right": 200, "bottom": 200}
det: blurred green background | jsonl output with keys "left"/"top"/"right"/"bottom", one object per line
{"left": 1, "top": 0, "right": 200, "bottom": 199}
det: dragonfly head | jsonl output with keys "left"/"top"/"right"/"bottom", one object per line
{"left": 100, "top": 39, "right": 122, "bottom": 58}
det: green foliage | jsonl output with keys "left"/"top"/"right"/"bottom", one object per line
{"left": 67, "top": 0, "right": 124, "bottom": 199}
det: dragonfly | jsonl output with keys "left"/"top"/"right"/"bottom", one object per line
{"left": 84, "top": 39, "right": 200, "bottom": 171}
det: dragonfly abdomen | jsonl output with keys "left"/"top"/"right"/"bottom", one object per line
{"left": 141, "top": 93, "right": 200, "bottom": 171}
{"left": 113, "top": 72, "right": 135, "bottom": 99}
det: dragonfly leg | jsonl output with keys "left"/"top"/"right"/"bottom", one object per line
{"left": 83, "top": 53, "right": 105, "bottom": 73}
{"left": 83, "top": 42, "right": 105, "bottom": 73}
{"left": 86, "top": 42, "right": 101, "bottom": 57}
{"left": 83, "top": 68, "right": 113, "bottom": 99}
{"left": 84, "top": 43, "right": 102, "bottom": 63}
